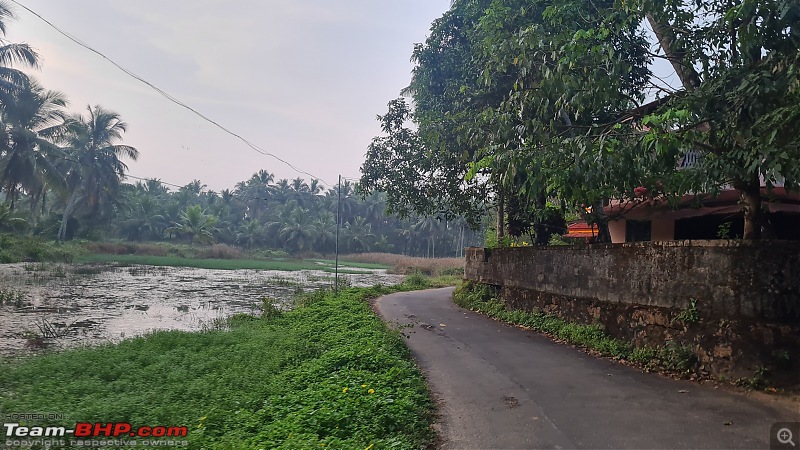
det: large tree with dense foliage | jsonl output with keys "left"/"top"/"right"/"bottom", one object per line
{"left": 363, "top": 0, "right": 800, "bottom": 241}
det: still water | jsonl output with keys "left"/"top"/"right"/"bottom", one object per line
{"left": 0, "top": 263, "right": 404, "bottom": 356}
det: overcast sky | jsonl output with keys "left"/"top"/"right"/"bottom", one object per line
{"left": 5, "top": 0, "right": 451, "bottom": 191}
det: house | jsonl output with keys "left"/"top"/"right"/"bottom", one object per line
{"left": 602, "top": 173, "right": 800, "bottom": 243}
{"left": 562, "top": 221, "right": 599, "bottom": 242}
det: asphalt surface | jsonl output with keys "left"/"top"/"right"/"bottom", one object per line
{"left": 375, "top": 287, "right": 800, "bottom": 450}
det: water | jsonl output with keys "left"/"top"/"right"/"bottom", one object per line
{"left": 0, "top": 263, "right": 404, "bottom": 357}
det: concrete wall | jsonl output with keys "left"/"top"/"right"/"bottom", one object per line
{"left": 465, "top": 241, "right": 800, "bottom": 380}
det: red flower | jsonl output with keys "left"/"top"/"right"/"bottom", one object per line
{"left": 633, "top": 186, "right": 649, "bottom": 198}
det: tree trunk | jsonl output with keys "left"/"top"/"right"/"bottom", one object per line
{"left": 59, "top": 191, "right": 81, "bottom": 241}
{"left": 593, "top": 200, "right": 612, "bottom": 243}
{"left": 497, "top": 189, "right": 505, "bottom": 241}
{"left": 739, "top": 177, "right": 762, "bottom": 239}
{"left": 646, "top": 14, "right": 701, "bottom": 91}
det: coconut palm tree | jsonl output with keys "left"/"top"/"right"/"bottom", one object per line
{"left": 58, "top": 105, "right": 138, "bottom": 241}
{"left": 166, "top": 204, "right": 218, "bottom": 244}
{"left": 236, "top": 219, "right": 264, "bottom": 248}
{"left": 0, "top": 80, "right": 68, "bottom": 214}
{"left": 342, "top": 216, "right": 374, "bottom": 253}
{"left": 118, "top": 192, "right": 167, "bottom": 241}
{"left": 0, "top": 1, "right": 39, "bottom": 105}
{"left": 278, "top": 206, "right": 313, "bottom": 252}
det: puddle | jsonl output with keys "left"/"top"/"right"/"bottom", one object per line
{"left": 0, "top": 263, "right": 404, "bottom": 357}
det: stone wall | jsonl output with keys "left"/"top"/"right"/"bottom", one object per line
{"left": 465, "top": 241, "right": 800, "bottom": 382}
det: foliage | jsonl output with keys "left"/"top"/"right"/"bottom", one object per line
{"left": 0, "top": 11, "right": 484, "bottom": 255}
{"left": 674, "top": 298, "right": 701, "bottom": 325}
{"left": 0, "top": 286, "right": 437, "bottom": 449}
{"left": 0, "top": 233, "right": 81, "bottom": 263}
{"left": 363, "top": 0, "right": 800, "bottom": 240}
{"left": 454, "top": 281, "right": 703, "bottom": 376}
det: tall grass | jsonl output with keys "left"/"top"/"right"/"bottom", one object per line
{"left": 0, "top": 284, "right": 438, "bottom": 449}
{"left": 343, "top": 253, "right": 464, "bottom": 276}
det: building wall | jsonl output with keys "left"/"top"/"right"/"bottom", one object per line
{"left": 651, "top": 219, "right": 675, "bottom": 241}
{"left": 608, "top": 219, "right": 626, "bottom": 243}
{"left": 465, "top": 241, "right": 800, "bottom": 380}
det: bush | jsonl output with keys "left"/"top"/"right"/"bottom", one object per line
{"left": 0, "top": 234, "right": 81, "bottom": 263}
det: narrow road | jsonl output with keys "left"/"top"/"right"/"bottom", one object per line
{"left": 375, "top": 287, "right": 799, "bottom": 449}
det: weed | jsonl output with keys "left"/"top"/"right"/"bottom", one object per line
{"left": 454, "top": 281, "right": 706, "bottom": 377}
{"left": 629, "top": 347, "right": 659, "bottom": 366}
{"left": 717, "top": 222, "right": 732, "bottom": 239}
{"left": 261, "top": 297, "right": 283, "bottom": 320}
{"left": 735, "top": 366, "right": 770, "bottom": 390}
{"left": 22, "top": 262, "right": 48, "bottom": 272}
{"left": 0, "top": 288, "right": 25, "bottom": 307}
{"left": 659, "top": 340, "right": 698, "bottom": 374}
{"left": 265, "top": 275, "right": 302, "bottom": 287}
{"left": 674, "top": 298, "right": 700, "bottom": 325}
{"left": 33, "top": 317, "right": 73, "bottom": 339}
{"left": 49, "top": 265, "right": 67, "bottom": 278}
{"left": 404, "top": 272, "right": 431, "bottom": 290}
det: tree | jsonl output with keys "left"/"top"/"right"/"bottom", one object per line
{"left": 167, "top": 204, "right": 218, "bottom": 244}
{"left": 117, "top": 190, "right": 166, "bottom": 241}
{"left": 0, "top": 80, "right": 68, "bottom": 214}
{"left": 236, "top": 219, "right": 265, "bottom": 249}
{"left": 640, "top": 0, "right": 800, "bottom": 238}
{"left": 278, "top": 206, "right": 313, "bottom": 253}
{"left": 360, "top": 0, "right": 496, "bottom": 228}
{"left": 360, "top": 0, "right": 560, "bottom": 238}
{"left": 59, "top": 105, "right": 138, "bottom": 240}
{"left": 0, "top": 1, "right": 39, "bottom": 105}
{"left": 480, "top": 0, "right": 800, "bottom": 239}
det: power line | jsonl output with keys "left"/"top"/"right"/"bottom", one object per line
{"left": 9, "top": 0, "right": 332, "bottom": 187}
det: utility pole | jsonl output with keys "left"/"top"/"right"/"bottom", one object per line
{"left": 334, "top": 174, "right": 341, "bottom": 296}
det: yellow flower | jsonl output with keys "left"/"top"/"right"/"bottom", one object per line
{"left": 361, "top": 384, "right": 367, "bottom": 388}
{"left": 342, "top": 387, "right": 348, "bottom": 393}
{"left": 199, "top": 416, "right": 207, "bottom": 421}
{"left": 368, "top": 389, "right": 375, "bottom": 394}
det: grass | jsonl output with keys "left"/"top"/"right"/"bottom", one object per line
{"left": 453, "top": 281, "right": 698, "bottom": 375}
{"left": 342, "top": 253, "right": 464, "bottom": 277}
{"left": 75, "top": 253, "right": 384, "bottom": 274}
{"left": 0, "top": 282, "right": 443, "bottom": 449}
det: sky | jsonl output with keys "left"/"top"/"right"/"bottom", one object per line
{"left": 4, "top": 0, "right": 452, "bottom": 191}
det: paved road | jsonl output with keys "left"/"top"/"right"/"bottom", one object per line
{"left": 375, "top": 287, "right": 800, "bottom": 449}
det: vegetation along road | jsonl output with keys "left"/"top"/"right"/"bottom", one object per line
{"left": 376, "top": 287, "right": 799, "bottom": 449}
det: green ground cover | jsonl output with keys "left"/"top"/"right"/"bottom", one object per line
{"left": 76, "top": 253, "right": 381, "bottom": 273}
{"left": 0, "top": 283, "right": 445, "bottom": 449}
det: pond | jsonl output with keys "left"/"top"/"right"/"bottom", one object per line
{"left": 0, "top": 262, "right": 404, "bottom": 357}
